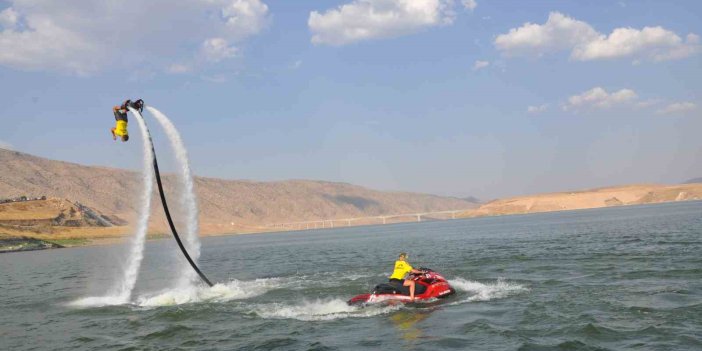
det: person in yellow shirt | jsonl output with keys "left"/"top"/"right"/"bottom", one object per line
{"left": 111, "top": 103, "right": 129, "bottom": 142}
{"left": 389, "top": 252, "right": 422, "bottom": 301}
{"left": 110, "top": 99, "right": 144, "bottom": 142}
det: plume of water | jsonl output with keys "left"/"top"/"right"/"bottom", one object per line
{"left": 69, "top": 109, "right": 154, "bottom": 307}
{"left": 111, "top": 108, "right": 155, "bottom": 302}
{"left": 145, "top": 106, "right": 201, "bottom": 287}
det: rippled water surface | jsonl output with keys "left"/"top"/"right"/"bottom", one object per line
{"left": 2, "top": 201, "right": 701, "bottom": 350}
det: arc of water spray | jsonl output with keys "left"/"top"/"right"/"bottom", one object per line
{"left": 133, "top": 106, "right": 213, "bottom": 287}
{"left": 145, "top": 106, "right": 202, "bottom": 287}
{"left": 74, "top": 107, "right": 211, "bottom": 307}
{"left": 113, "top": 109, "right": 154, "bottom": 303}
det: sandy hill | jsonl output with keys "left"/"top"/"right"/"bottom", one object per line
{"left": 0, "top": 197, "right": 129, "bottom": 243}
{"left": 0, "top": 197, "right": 123, "bottom": 225}
{"left": 458, "top": 183, "right": 702, "bottom": 218}
{"left": 0, "top": 148, "right": 476, "bottom": 236}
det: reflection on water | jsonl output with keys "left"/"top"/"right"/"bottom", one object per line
{"left": 389, "top": 309, "right": 434, "bottom": 342}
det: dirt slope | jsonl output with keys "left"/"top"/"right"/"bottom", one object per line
{"left": 0, "top": 148, "right": 476, "bottom": 235}
{"left": 459, "top": 184, "right": 702, "bottom": 218}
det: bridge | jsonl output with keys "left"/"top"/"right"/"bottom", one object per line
{"left": 263, "top": 209, "right": 472, "bottom": 231}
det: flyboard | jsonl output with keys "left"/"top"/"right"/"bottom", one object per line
{"left": 130, "top": 106, "right": 214, "bottom": 287}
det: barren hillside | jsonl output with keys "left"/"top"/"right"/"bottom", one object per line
{"left": 458, "top": 183, "right": 702, "bottom": 218}
{"left": 0, "top": 148, "right": 477, "bottom": 235}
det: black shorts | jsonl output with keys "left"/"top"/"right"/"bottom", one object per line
{"left": 114, "top": 109, "right": 128, "bottom": 122}
{"left": 389, "top": 278, "right": 404, "bottom": 284}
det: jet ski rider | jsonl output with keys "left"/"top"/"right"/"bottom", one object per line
{"left": 110, "top": 99, "right": 144, "bottom": 142}
{"left": 389, "top": 252, "right": 422, "bottom": 302}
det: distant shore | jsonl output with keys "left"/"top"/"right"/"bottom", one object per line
{"left": 2, "top": 196, "right": 701, "bottom": 253}
{"left": 456, "top": 183, "right": 702, "bottom": 219}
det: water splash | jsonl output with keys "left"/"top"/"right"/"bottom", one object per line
{"left": 252, "top": 298, "right": 402, "bottom": 321}
{"left": 145, "top": 106, "right": 201, "bottom": 288}
{"left": 448, "top": 277, "right": 529, "bottom": 304}
{"left": 134, "top": 272, "right": 383, "bottom": 308}
{"left": 112, "top": 108, "right": 155, "bottom": 302}
{"left": 136, "top": 278, "right": 285, "bottom": 307}
{"left": 70, "top": 109, "right": 154, "bottom": 307}
{"left": 67, "top": 295, "right": 129, "bottom": 308}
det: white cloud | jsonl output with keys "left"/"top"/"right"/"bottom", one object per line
{"left": 495, "top": 12, "right": 700, "bottom": 62}
{"left": 308, "top": 0, "right": 456, "bottom": 46}
{"left": 572, "top": 27, "right": 701, "bottom": 61}
{"left": 495, "top": 12, "right": 599, "bottom": 56}
{"left": 537, "top": 87, "right": 692, "bottom": 115}
{"left": 656, "top": 102, "right": 697, "bottom": 115}
{"left": 564, "top": 87, "right": 638, "bottom": 111}
{"left": 527, "top": 104, "right": 549, "bottom": 114}
{"left": 472, "top": 60, "right": 489, "bottom": 70}
{"left": 201, "top": 38, "right": 238, "bottom": 62}
{"left": 462, "top": 0, "right": 477, "bottom": 11}
{"left": 220, "top": 0, "right": 270, "bottom": 40}
{"left": 0, "top": 0, "right": 270, "bottom": 74}
{"left": 0, "top": 7, "right": 18, "bottom": 29}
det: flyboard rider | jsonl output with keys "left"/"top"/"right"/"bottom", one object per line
{"left": 111, "top": 99, "right": 144, "bottom": 142}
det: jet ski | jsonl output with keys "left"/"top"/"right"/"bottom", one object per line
{"left": 347, "top": 268, "right": 455, "bottom": 305}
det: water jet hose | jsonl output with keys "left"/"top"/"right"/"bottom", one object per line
{"left": 133, "top": 109, "right": 214, "bottom": 287}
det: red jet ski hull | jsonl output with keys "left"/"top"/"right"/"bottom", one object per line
{"left": 348, "top": 269, "right": 455, "bottom": 305}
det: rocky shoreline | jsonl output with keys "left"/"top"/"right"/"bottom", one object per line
{"left": 0, "top": 237, "right": 63, "bottom": 254}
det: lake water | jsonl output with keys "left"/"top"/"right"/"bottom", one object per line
{"left": 1, "top": 201, "right": 701, "bottom": 350}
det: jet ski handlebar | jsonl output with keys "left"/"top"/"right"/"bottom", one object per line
{"left": 409, "top": 267, "right": 433, "bottom": 279}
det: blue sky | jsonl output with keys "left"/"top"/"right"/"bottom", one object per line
{"left": 1, "top": 0, "right": 700, "bottom": 199}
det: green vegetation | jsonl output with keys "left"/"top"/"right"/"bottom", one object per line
{"left": 0, "top": 237, "right": 62, "bottom": 253}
